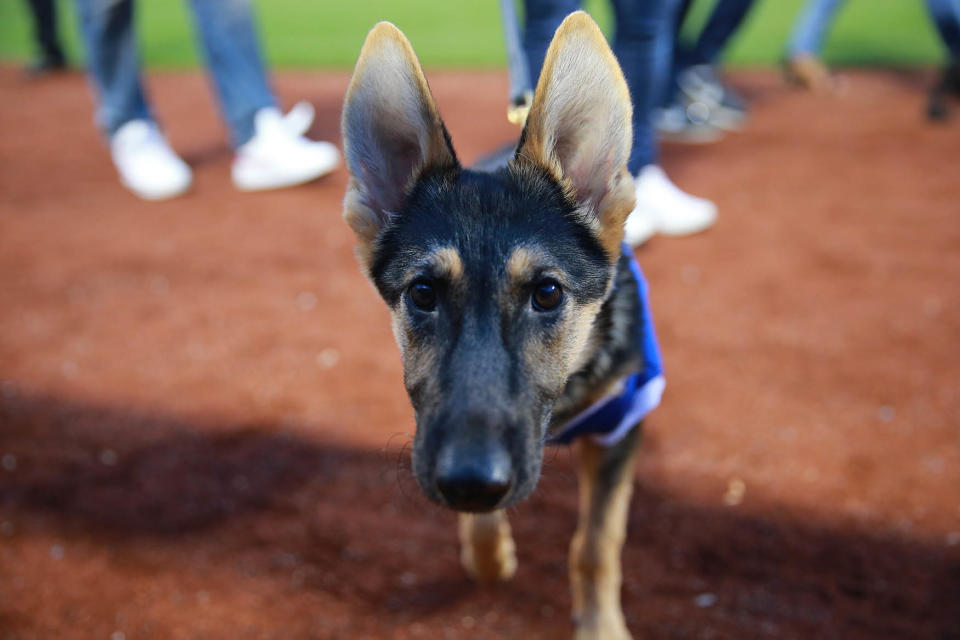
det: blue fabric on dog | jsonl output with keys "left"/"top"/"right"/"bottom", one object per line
{"left": 550, "top": 247, "right": 665, "bottom": 447}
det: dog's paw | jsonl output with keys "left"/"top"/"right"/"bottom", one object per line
{"left": 458, "top": 512, "right": 517, "bottom": 584}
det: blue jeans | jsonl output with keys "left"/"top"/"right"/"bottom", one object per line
{"left": 786, "top": 0, "right": 843, "bottom": 57}
{"left": 523, "top": 0, "right": 674, "bottom": 174}
{"left": 75, "top": 0, "right": 276, "bottom": 146}
{"left": 926, "top": 0, "right": 960, "bottom": 60}
{"left": 680, "top": 0, "right": 757, "bottom": 67}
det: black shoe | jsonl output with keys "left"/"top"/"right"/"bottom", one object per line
{"left": 678, "top": 64, "right": 748, "bottom": 131}
{"left": 654, "top": 101, "right": 726, "bottom": 144}
{"left": 926, "top": 63, "right": 959, "bottom": 123}
{"left": 24, "top": 54, "right": 67, "bottom": 78}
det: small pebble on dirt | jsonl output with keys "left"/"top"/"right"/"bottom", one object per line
{"left": 681, "top": 265, "right": 701, "bottom": 284}
{"left": 49, "top": 544, "right": 65, "bottom": 560}
{"left": 297, "top": 291, "right": 318, "bottom": 311}
{"left": 399, "top": 571, "right": 417, "bottom": 586}
{"left": 316, "top": 348, "right": 340, "bottom": 370}
{"left": 694, "top": 593, "right": 718, "bottom": 608}
{"left": 1, "top": 454, "right": 16, "bottom": 472}
{"left": 150, "top": 275, "right": 170, "bottom": 295}
{"left": 946, "top": 532, "right": 960, "bottom": 547}
{"left": 877, "top": 405, "right": 895, "bottom": 422}
{"left": 99, "top": 449, "right": 117, "bottom": 466}
{"left": 111, "top": 632, "right": 125, "bottom": 640}
{"left": 723, "top": 478, "right": 746, "bottom": 506}
{"left": 922, "top": 297, "right": 942, "bottom": 317}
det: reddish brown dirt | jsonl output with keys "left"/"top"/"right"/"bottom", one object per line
{"left": 1, "top": 66, "right": 959, "bottom": 639}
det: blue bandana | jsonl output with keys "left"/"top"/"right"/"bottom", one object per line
{"left": 550, "top": 247, "right": 665, "bottom": 446}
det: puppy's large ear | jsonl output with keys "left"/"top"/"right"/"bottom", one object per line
{"left": 513, "top": 11, "right": 634, "bottom": 256}
{"left": 341, "top": 22, "right": 459, "bottom": 267}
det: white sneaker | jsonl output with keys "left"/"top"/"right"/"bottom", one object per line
{"left": 232, "top": 106, "right": 340, "bottom": 191}
{"left": 624, "top": 165, "right": 717, "bottom": 247}
{"left": 282, "top": 101, "right": 315, "bottom": 138}
{"left": 110, "top": 119, "right": 192, "bottom": 200}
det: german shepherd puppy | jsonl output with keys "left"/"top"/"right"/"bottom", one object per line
{"left": 342, "top": 12, "right": 649, "bottom": 639}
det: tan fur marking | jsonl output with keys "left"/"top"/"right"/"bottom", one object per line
{"left": 506, "top": 246, "right": 537, "bottom": 284}
{"left": 595, "top": 169, "right": 636, "bottom": 257}
{"left": 458, "top": 511, "right": 517, "bottom": 584}
{"left": 432, "top": 246, "right": 464, "bottom": 282}
{"left": 570, "top": 437, "right": 639, "bottom": 640}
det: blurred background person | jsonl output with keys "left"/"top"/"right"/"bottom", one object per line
{"left": 783, "top": 0, "right": 843, "bottom": 90}
{"left": 925, "top": 0, "right": 960, "bottom": 119}
{"left": 784, "top": 0, "right": 960, "bottom": 113}
{"left": 23, "top": 0, "right": 68, "bottom": 76}
{"left": 523, "top": 0, "right": 717, "bottom": 247}
{"left": 657, "top": 0, "right": 758, "bottom": 140}
{"left": 75, "top": 0, "right": 340, "bottom": 201}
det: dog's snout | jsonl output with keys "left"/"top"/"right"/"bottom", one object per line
{"left": 435, "top": 443, "right": 513, "bottom": 512}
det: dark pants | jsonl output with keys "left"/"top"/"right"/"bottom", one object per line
{"left": 660, "top": 0, "right": 755, "bottom": 105}
{"left": 25, "top": 0, "right": 65, "bottom": 63}
{"left": 927, "top": 0, "right": 960, "bottom": 60}
{"left": 523, "top": 0, "right": 674, "bottom": 174}
{"left": 680, "top": 0, "right": 757, "bottom": 67}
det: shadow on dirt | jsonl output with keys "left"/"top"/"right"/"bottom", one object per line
{"left": 1, "top": 390, "right": 958, "bottom": 639}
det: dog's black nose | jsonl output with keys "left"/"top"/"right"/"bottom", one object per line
{"left": 435, "top": 445, "right": 512, "bottom": 512}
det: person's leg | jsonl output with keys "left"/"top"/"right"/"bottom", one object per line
{"left": 75, "top": 0, "right": 151, "bottom": 134}
{"left": 185, "top": 0, "right": 276, "bottom": 147}
{"left": 924, "top": 0, "right": 960, "bottom": 120}
{"left": 689, "top": 0, "right": 757, "bottom": 66}
{"left": 926, "top": 0, "right": 960, "bottom": 60}
{"left": 186, "top": 0, "right": 338, "bottom": 190}
{"left": 611, "top": 0, "right": 717, "bottom": 245}
{"left": 786, "top": 0, "right": 844, "bottom": 57}
{"left": 522, "top": 0, "right": 581, "bottom": 87}
{"left": 26, "top": 0, "right": 65, "bottom": 65}
{"left": 610, "top": 0, "right": 673, "bottom": 173}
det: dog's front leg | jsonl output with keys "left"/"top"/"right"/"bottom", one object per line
{"left": 458, "top": 510, "right": 517, "bottom": 584}
{"left": 570, "top": 425, "right": 641, "bottom": 640}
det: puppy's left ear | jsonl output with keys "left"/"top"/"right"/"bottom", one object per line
{"left": 513, "top": 11, "right": 634, "bottom": 256}
{"left": 341, "top": 22, "right": 459, "bottom": 269}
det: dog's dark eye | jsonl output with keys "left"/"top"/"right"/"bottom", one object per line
{"left": 531, "top": 280, "right": 562, "bottom": 312}
{"left": 408, "top": 281, "right": 437, "bottom": 311}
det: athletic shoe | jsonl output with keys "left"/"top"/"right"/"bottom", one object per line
{"left": 232, "top": 106, "right": 340, "bottom": 192}
{"left": 110, "top": 119, "right": 192, "bottom": 200}
{"left": 623, "top": 165, "right": 717, "bottom": 247}
{"left": 678, "top": 64, "right": 748, "bottom": 131}
{"left": 24, "top": 56, "right": 67, "bottom": 79}
{"left": 655, "top": 102, "right": 725, "bottom": 144}
{"left": 283, "top": 101, "right": 315, "bottom": 137}
{"left": 784, "top": 54, "right": 833, "bottom": 91}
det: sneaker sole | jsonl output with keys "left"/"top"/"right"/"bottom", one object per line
{"left": 233, "top": 155, "right": 340, "bottom": 192}
{"left": 657, "top": 209, "right": 718, "bottom": 237}
{"left": 119, "top": 174, "right": 192, "bottom": 201}
{"left": 657, "top": 127, "right": 726, "bottom": 145}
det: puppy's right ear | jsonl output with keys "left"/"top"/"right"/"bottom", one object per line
{"left": 341, "top": 22, "right": 459, "bottom": 268}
